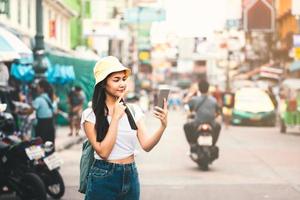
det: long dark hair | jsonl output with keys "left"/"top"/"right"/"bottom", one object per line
{"left": 38, "top": 79, "right": 54, "bottom": 102}
{"left": 92, "top": 80, "right": 109, "bottom": 142}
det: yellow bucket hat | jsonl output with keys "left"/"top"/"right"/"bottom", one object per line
{"left": 93, "top": 56, "right": 131, "bottom": 86}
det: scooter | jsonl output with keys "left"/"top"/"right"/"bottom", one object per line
{"left": 0, "top": 139, "right": 47, "bottom": 200}
{"left": 33, "top": 140, "right": 65, "bottom": 199}
{"left": 1, "top": 103, "right": 64, "bottom": 199}
{"left": 189, "top": 123, "right": 219, "bottom": 170}
{"left": 2, "top": 135, "right": 65, "bottom": 199}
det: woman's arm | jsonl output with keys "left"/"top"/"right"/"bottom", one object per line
{"left": 136, "top": 99, "right": 168, "bottom": 152}
{"left": 83, "top": 117, "right": 120, "bottom": 160}
{"left": 83, "top": 96, "right": 126, "bottom": 160}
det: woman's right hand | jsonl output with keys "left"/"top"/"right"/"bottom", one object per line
{"left": 112, "top": 96, "right": 126, "bottom": 120}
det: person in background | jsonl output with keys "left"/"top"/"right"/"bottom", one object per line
{"left": 212, "top": 85, "right": 223, "bottom": 107}
{"left": 222, "top": 89, "right": 235, "bottom": 129}
{"left": 266, "top": 86, "right": 278, "bottom": 109}
{"left": 68, "top": 85, "right": 85, "bottom": 136}
{"left": 23, "top": 79, "right": 56, "bottom": 144}
{"left": 183, "top": 80, "right": 221, "bottom": 146}
{"left": 182, "top": 83, "right": 199, "bottom": 104}
{"left": 0, "top": 59, "right": 9, "bottom": 87}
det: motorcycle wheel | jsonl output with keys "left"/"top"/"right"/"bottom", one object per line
{"left": 18, "top": 173, "right": 47, "bottom": 200}
{"left": 198, "top": 162, "right": 209, "bottom": 171}
{"left": 46, "top": 170, "right": 65, "bottom": 199}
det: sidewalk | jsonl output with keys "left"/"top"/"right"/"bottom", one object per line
{"left": 55, "top": 126, "right": 86, "bottom": 152}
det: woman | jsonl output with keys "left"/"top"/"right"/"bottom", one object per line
{"left": 81, "top": 56, "right": 168, "bottom": 200}
{"left": 25, "top": 79, "right": 56, "bottom": 144}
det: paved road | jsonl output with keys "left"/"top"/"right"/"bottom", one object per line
{"left": 58, "top": 109, "right": 300, "bottom": 200}
{"left": 2, "top": 109, "right": 300, "bottom": 200}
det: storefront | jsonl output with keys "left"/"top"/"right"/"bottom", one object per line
{"left": 289, "top": 60, "right": 300, "bottom": 78}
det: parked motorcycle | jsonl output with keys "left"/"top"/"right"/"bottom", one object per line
{"left": 0, "top": 140, "right": 47, "bottom": 200}
{"left": 189, "top": 123, "right": 219, "bottom": 170}
{"left": 3, "top": 136, "right": 65, "bottom": 199}
{"left": 1, "top": 103, "right": 64, "bottom": 199}
{"left": 33, "top": 140, "right": 65, "bottom": 199}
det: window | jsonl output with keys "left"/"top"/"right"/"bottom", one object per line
{"left": 17, "top": 0, "right": 21, "bottom": 24}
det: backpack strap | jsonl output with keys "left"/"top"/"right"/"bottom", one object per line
{"left": 41, "top": 95, "right": 54, "bottom": 114}
{"left": 125, "top": 103, "right": 137, "bottom": 130}
{"left": 127, "top": 103, "right": 136, "bottom": 117}
{"left": 194, "top": 96, "right": 207, "bottom": 112}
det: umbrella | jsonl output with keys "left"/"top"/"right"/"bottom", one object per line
{"left": 0, "top": 27, "right": 33, "bottom": 62}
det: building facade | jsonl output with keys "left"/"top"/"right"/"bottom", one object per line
{"left": 276, "top": 0, "right": 298, "bottom": 54}
{"left": 0, "top": 0, "right": 78, "bottom": 51}
{"left": 276, "top": 0, "right": 300, "bottom": 77}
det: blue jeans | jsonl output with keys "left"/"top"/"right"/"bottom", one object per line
{"left": 85, "top": 159, "right": 140, "bottom": 200}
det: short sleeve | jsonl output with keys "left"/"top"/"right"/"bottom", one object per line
{"left": 80, "top": 108, "right": 96, "bottom": 130}
{"left": 32, "top": 97, "right": 41, "bottom": 110}
{"left": 188, "top": 97, "right": 197, "bottom": 111}
{"left": 129, "top": 104, "right": 144, "bottom": 123}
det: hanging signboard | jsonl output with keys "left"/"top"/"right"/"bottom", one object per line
{"left": 294, "top": 47, "right": 300, "bottom": 60}
{"left": 293, "top": 34, "right": 300, "bottom": 47}
{"left": 243, "top": 0, "right": 275, "bottom": 32}
{"left": 124, "top": 7, "right": 165, "bottom": 24}
{"left": 292, "top": 0, "right": 300, "bottom": 16}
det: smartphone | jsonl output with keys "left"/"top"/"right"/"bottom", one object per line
{"left": 155, "top": 88, "right": 170, "bottom": 108}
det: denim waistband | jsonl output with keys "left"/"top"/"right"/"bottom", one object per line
{"left": 93, "top": 159, "right": 136, "bottom": 171}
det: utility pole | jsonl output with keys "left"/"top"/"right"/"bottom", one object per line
{"left": 226, "top": 50, "right": 233, "bottom": 91}
{"left": 134, "top": 6, "right": 143, "bottom": 93}
{"left": 33, "top": 0, "right": 47, "bottom": 79}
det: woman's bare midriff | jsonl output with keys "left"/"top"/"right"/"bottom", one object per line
{"left": 107, "top": 154, "right": 134, "bottom": 164}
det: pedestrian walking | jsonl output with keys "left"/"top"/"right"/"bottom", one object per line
{"left": 222, "top": 89, "right": 235, "bottom": 129}
{"left": 212, "top": 85, "right": 223, "bottom": 107}
{"left": 81, "top": 56, "right": 168, "bottom": 200}
{"left": 68, "top": 85, "right": 85, "bottom": 136}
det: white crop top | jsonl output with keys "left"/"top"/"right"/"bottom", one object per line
{"left": 80, "top": 105, "right": 144, "bottom": 160}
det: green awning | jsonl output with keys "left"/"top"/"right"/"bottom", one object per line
{"left": 46, "top": 51, "right": 97, "bottom": 125}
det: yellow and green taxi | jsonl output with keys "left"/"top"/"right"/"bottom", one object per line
{"left": 232, "top": 87, "right": 276, "bottom": 126}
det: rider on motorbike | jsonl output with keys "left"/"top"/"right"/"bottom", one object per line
{"left": 183, "top": 80, "right": 221, "bottom": 146}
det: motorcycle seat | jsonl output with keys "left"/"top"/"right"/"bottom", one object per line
{"left": 0, "top": 141, "right": 10, "bottom": 153}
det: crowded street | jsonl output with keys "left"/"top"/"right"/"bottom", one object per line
{"left": 54, "top": 110, "right": 300, "bottom": 199}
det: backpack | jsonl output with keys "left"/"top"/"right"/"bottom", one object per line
{"left": 78, "top": 104, "right": 136, "bottom": 194}
{"left": 78, "top": 139, "right": 94, "bottom": 194}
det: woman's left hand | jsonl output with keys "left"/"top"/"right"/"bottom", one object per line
{"left": 153, "top": 99, "right": 168, "bottom": 128}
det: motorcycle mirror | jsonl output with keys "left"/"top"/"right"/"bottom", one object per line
{"left": 44, "top": 141, "right": 54, "bottom": 152}
{"left": 0, "top": 103, "right": 7, "bottom": 112}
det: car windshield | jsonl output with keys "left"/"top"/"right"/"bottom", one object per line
{"left": 235, "top": 88, "right": 274, "bottom": 113}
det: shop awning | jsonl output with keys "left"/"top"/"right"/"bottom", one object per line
{"left": 289, "top": 60, "right": 300, "bottom": 72}
{"left": 0, "top": 27, "right": 33, "bottom": 62}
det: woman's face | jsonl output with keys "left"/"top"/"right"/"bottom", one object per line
{"left": 105, "top": 71, "right": 128, "bottom": 98}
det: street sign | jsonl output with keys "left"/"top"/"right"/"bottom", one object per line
{"left": 226, "top": 19, "right": 241, "bottom": 29}
{"left": 294, "top": 47, "right": 300, "bottom": 60}
{"left": 243, "top": 0, "right": 275, "bottom": 32}
{"left": 138, "top": 50, "right": 151, "bottom": 63}
{"left": 293, "top": 34, "right": 300, "bottom": 47}
{"left": 124, "top": 7, "right": 165, "bottom": 24}
{"left": 292, "top": 0, "right": 300, "bottom": 16}
{"left": 137, "top": 23, "right": 151, "bottom": 50}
